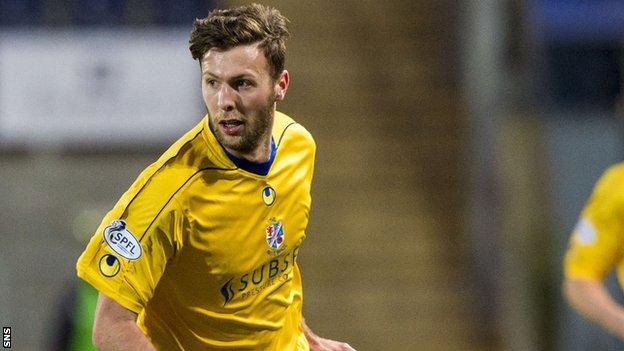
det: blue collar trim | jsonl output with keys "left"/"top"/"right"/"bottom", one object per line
{"left": 223, "top": 139, "right": 276, "bottom": 176}
{"left": 209, "top": 120, "right": 275, "bottom": 176}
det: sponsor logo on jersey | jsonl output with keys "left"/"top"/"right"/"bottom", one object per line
{"left": 262, "top": 185, "right": 276, "bottom": 206}
{"left": 102, "top": 219, "right": 142, "bottom": 260}
{"left": 220, "top": 246, "right": 300, "bottom": 305}
{"left": 265, "top": 218, "right": 285, "bottom": 251}
{"left": 99, "top": 254, "right": 120, "bottom": 277}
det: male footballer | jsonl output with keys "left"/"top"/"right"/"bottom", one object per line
{"left": 564, "top": 163, "right": 624, "bottom": 341}
{"left": 76, "top": 4, "right": 355, "bottom": 350}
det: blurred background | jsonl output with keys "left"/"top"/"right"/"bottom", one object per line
{"left": 2, "top": 0, "right": 624, "bottom": 350}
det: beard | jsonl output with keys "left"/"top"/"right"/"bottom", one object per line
{"left": 211, "top": 98, "right": 274, "bottom": 155}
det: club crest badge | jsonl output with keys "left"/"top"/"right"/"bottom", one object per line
{"left": 262, "top": 185, "right": 276, "bottom": 206}
{"left": 102, "top": 219, "right": 142, "bottom": 260}
{"left": 265, "top": 218, "right": 285, "bottom": 251}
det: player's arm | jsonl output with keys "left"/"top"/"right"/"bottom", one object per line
{"left": 92, "top": 293, "right": 156, "bottom": 351}
{"left": 301, "top": 317, "right": 356, "bottom": 351}
{"left": 563, "top": 277, "right": 624, "bottom": 340}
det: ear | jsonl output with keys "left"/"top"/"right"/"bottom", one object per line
{"left": 274, "top": 70, "right": 289, "bottom": 102}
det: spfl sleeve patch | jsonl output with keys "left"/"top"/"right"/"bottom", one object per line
{"left": 573, "top": 218, "right": 597, "bottom": 246}
{"left": 102, "top": 220, "right": 142, "bottom": 260}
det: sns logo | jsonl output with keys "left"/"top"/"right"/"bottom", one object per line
{"left": 3, "top": 327, "right": 10, "bottom": 348}
{"left": 102, "top": 220, "right": 142, "bottom": 260}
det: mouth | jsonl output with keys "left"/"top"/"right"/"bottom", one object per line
{"left": 218, "top": 119, "right": 244, "bottom": 136}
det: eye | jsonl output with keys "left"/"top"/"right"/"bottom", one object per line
{"left": 235, "top": 79, "right": 253, "bottom": 90}
{"left": 205, "top": 79, "right": 218, "bottom": 88}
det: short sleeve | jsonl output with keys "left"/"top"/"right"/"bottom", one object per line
{"left": 76, "top": 197, "right": 183, "bottom": 313}
{"left": 564, "top": 165, "right": 624, "bottom": 281}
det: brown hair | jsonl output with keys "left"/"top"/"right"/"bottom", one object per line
{"left": 189, "top": 3, "right": 290, "bottom": 79}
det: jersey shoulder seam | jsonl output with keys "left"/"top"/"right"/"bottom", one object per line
{"left": 137, "top": 166, "right": 237, "bottom": 241}
{"left": 120, "top": 128, "right": 204, "bottom": 219}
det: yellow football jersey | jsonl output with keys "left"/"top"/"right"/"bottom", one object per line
{"left": 76, "top": 111, "right": 314, "bottom": 350}
{"left": 565, "top": 163, "right": 624, "bottom": 285}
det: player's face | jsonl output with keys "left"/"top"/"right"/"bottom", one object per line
{"left": 200, "top": 43, "right": 288, "bottom": 161}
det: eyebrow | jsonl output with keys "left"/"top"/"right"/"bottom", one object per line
{"left": 202, "top": 71, "right": 257, "bottom": 81}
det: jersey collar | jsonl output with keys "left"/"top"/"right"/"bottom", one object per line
{"left": 208, "top": 120, "right": 276, "bottom": 176}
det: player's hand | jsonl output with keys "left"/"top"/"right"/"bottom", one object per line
{"left": 308, "top": 336, "right": 356, "bottom": 351}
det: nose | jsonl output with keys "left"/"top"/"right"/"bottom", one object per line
{"left": 217, "top": 85, "right": 235, "bottom": 112}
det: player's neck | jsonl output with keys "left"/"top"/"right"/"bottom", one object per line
{"left": 227, "top": 132, "right": 272, "bottom": 163}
